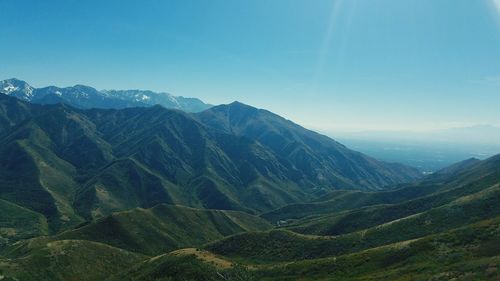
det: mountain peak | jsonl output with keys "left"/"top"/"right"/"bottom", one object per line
{"left": 0, "top": 79, "right": 212, "bottom": 112}
{"left": 1, "top": 78, "right": 34, "bottom": 101}
{"left": 228, "top": 100, "right": 247, "bottom": 106}
{"left": 72, "top": 84, "right": 101, "bottom": 92}
{"left": 3, "top": 77, "right": 27, "bottom": 83}
{"left": 1, "top": 78, "right": 31, "bottom": 88}
{"left": 227, "top": 101, "right": 256, "bottom": 109}
{"left": 207, "top": 101, "right": 261, "bottom": 120}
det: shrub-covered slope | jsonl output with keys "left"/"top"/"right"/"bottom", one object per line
{"left": 55, "top": 204, "right": 272, "bottom": 255}
{"left": 262, "top": 154, "right": 500, "bottom": 224}
{"left": 0, "top": 93, "right": 420, "bottom": 237}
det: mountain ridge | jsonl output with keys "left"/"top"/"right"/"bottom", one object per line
{"left": 0, "top": 93, "right": 421, "bottom": 240}
{"left": 0, "top": 78, "right": 212, "bottom": 112}
{"left": 196, "top": 102, "right": 422, "bottom": 191}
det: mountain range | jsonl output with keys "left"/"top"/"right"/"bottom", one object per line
{"left": 0, "top": 91, "right": 420, "bottom": 240}
{"left": 0, "top": 78, "right": 211, "bottom": 112}
{"left": 0, "top": 79, "right": 497, "bottom": 280}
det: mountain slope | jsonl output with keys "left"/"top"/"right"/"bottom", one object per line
{"left": 55, "top": 204, "right": 272, "bottom": 255}
{"left": 76, "top": 105, "right": 310, "bottom": 214}
{"left": 261, "top": 184, "right": 442, "bottom": 223}
{"left": 0, "top": 135, "right": 85, "bottom": 233}
{"left": 0, "top": 91, "right": 42, "bottom": 134}
{"left": 262, "top": 154, "right": 499, "bottom": 223}
{"left": 0, "top": 78, "right": 35, "bottom": 101}
{"left": 1, "top": 78, "right": 211, "bottom": 112}
{"left": 0, "top": 95, "right": 309, "bottom": 226}
{"left": 204, "top": 154, "right": 500, "bottom": 266}
{"left": 283, "top": 163, "right": 500, "bottom": 236}
{"left": 0, "top": 199, "right": 48, "bottom": 247}
{"left": 0, "top": 93, "right": 422, "bottom": 232}
{"left": 0, "top": 239, "right": 145, "bottom": 281}
{"left": 196, "top": 102, "right": 422, "bottom": 191}
{"left": 2, "top": 217, "right": 497, "bottom": 281}
{"left": 109, "top": 248, "right": 245, "bottom": 281}
{"left": 110, "top": 217, "right": 500, "bottom": 281}
{"left": 256, "top": 217, "right": 500, "bottom": 280}
{"left": 206, "top": 183, "right": 500, "bottom": 262}
{"left": 0, "top": 149, "right": 497, "bottom": 280}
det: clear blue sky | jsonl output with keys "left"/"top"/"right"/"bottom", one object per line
{"left": 1, "top": 0, "right": 499, "bottom": 132}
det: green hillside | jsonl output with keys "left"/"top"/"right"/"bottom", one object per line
{"left": 0, "top": 154, "right": 498, "bottom": 280}
{"left": 262, "top": 154, "right": 500, "bottom": 225}
{"left": 206, "top": 154, "right": 500, "bottom": 264}
{"left": 284, "top": 161, "right": 500, "bottom": 236}
{"left": 110, "top": 248, "right": 247, "bottom": 281}
{"left": 2, "top": 217, "right": 497, "bottom": 281}
{"left": 0, "top": 199, "right": 48, "bottom": 246}
{"left": 55, "top": 204, "right": 272, "bottom": 255}
{"left": 256, "top": 217, "right": 500, "bottom": 280}
{"left": 112, "top": 217, "right": 500, "bottom": 281}
{"left": 0, "top": 240, "right": 145, "bottom": 281}
{"left": 206, "top": 183, "right": 500, "bottom": 263}
{"left": 261, "top": 183, "right": 442, "bottom": 223}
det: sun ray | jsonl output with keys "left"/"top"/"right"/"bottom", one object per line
{"left": 493, "top": 0, "right": 500, "bottom": 13}
{"left": 488, "top": 0, "right": 500, "bottom": 28}
{"left": 490, "top": 0, "right": 500, "bottom": 27}
{"left": 309, "top": 0, "right": 344, "bottom": 94}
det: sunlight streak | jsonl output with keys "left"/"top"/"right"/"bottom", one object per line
{"left": 309, "top": 0, "right": 344, "bottom": 94}
{"left": 490, "top": 0, "right": 500, "bottom": 28}
{"left": 310, "top": 0, "right": 357, "bottom": 94}
{"left": 493, "top": 0, "right": 500, "bottom": 14}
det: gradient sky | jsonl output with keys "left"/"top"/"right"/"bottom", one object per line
{"left": 1, "top": 0, "right": 499, "bottom": 132}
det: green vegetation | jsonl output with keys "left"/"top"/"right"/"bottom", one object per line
{"left": 0, "top": 93, "right": 421, "bottom": 238}
{"left": 196, "top": 102, "right": 421, "bottom": 191}
{"left": 56, "top": 204, "right": 272, "bottom": 255}
{"left": 255, "top": 217, "right": 500, "bottom": 280}
{"left": 0, "top": 240, "right": 145, "bottom": 281}
{"left": 261, "top": 183, "right": 443, "bottom": 223}
{"left": 0, "top": 93, "right": 498, "bottom": 280}
{"left": 0, "top": 167, "right": 497, "bottom": 281}
{"left": 207, "top": 155, "right": 500, "bottom": 264}
{"left": 284, "top": 180, "right": 499, "bottom": 236}
{"left": 262, "top": 155, "right": 499, "bottom": 224}
{"left": 87, "top": 217, "right": 500, "bottom": 280}
{"left": 0, "top": 199, "right": 48, "bottom": 246}
{"left": 207, "top": 183, "right": 500, "bottom": 263}
{"left": 111, "top": 249, "right": 257, "bottom": 281}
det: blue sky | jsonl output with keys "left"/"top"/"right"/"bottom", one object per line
{"left": 1, "top": 0, "right": 499, "bottom": 132}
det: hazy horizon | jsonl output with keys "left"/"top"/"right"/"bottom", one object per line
{"left": 1, "top": 0, "right": 500, "bottom": 136}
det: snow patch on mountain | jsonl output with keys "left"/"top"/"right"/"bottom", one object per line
{"left": 136, "top": 94, "right": 151, "bottom": 101}
{"left": 1, "top": 78, "right": 212, "bottom": 112}
{"left": 3, "top": 84, "right": 18, "bottom": 93}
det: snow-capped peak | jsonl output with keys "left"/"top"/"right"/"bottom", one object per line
{"left": 0, "top": 79, "right": 35, "bottom": 101}
{"left": 3, "top": 84, "right": 18, "bottom": 94}
{"left": 1, "top": 79, "right": 211, "bottom": 112}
